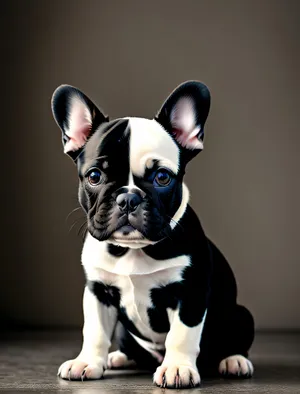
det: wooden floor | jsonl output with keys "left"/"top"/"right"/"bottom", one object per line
{"left": 0, "top": 331, "right": 299, "bottom": 393}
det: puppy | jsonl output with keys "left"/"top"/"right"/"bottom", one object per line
{"left": 51, "top": 81, "right": 254, "bottom": 388}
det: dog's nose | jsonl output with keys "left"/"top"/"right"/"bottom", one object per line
{"left": 116, "top": 193, "right": 142, "bottom": 213}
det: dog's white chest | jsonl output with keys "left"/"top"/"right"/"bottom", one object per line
{"left": 117, "top": 266, "right": 186, "bottom": 342}
{"left": 82, "top": 234, "right": 190, "bottom": 342}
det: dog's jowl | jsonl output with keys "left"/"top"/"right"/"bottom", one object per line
{"left": 51, "top": 81, "right": 255, "bottom": 388}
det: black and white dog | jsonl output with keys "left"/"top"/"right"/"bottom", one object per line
{"left": 51, "top": 81, "right": 254, "bottom": 388}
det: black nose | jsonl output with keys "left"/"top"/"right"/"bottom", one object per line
{"left": 116, "top": 193, "right": 142, "bottom": 213}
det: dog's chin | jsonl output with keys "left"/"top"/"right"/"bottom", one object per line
{"left": 89, "top": 221, "right": 166, "bottom": 248}
{"left": 108, "top": 227, "right": 156, "bottom": 249}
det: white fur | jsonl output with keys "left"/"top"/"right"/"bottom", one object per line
{"left": 129, "top": 118, "right": 180, "bottom": 176}
{"left": 116, "top": 117, "right": 180, "bottom": 220}
{"left": 219, "top": 355, "right": 254, "bottom": 376}
{"left": 79, "top": 235, "right": 209, "bottom": 386}
{"left": 108, "top": 239, "right": 155, "bottom": 249}
{"left": 126, "top": 171, "right": 135, "bottom": 190}
{"left": 164, "top": 308, "right": 207, "bottom": 365}
{"left": 82, "top": 233, "right": 189, "bottom": 275}
{"left": 129, "top": 333, "right": 165, "bottom": 363}
{"left": 107, "top": 350, "right": 136, "bottom": 369}
{"left": 153, "top": 309, "right": 207, "bottom": 387}
{"left": 111, "top": 117, "right": 189, "bottom": 241}
{"left": 82, "top": 237, "right": 191, "bottom": 353}
{"left": 109, "top": 228, "right": 155, "bottom": 249}
{"left": 170, "top": 183, "right": 190, "bottom": 229}
{"left": 79, "top": 286, "right": 117, "bottom": 361}
{"left": 154, "top": 364, "right": 200, "bottom": 388}
{"left": 58, "top": 286, "right": 117, "bottom": 380}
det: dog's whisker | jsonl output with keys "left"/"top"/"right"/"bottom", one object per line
{"left": 66, "top": 207, "right": 82, "bottom": 222}
{"left": 78, "top": 221, "right": 88, "bottom": 239}
{"left": 69, "top": 217, "right": 86, "bottom": 234}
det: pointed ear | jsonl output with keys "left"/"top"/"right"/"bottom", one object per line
{"left": 51, "top": 85, "right": 109, "bottom": 161}
{"left": 155, "top": 81, "right": 211, "bottom": 158}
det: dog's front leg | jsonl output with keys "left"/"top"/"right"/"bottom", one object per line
{"left": 58, "top": 285, "right": 117, "bottom": 380}
{"left": 153, "top": 308, "right": 207, "bottom": 389}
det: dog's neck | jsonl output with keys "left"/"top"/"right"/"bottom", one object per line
{"left": 82, "top": 201, "right": 202, "bottom": 277}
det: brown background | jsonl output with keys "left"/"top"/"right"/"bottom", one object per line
{"left": 1, "top": 0, "right": 299, "bottom": 330}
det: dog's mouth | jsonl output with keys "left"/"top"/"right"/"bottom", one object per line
{"left": 109, "top": 223, "right": 155, "bottom": 247}
{"left": 112, "top": 226, "right": 145, "bottom": 242}
{"left": 116, "top": 224, "right": 136, "bottom": 235}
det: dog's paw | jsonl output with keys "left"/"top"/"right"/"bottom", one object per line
{"left": 57, "top": 357, "right": 106, "bottom": 380}
{"left": 219, "top": 355, "right": 254, "bottom": 378}
{"left": 153, "top": 364, "right": 200, "bottom": 389}
{"left": 107, "top": 350, "right": 136, "bottom": 369}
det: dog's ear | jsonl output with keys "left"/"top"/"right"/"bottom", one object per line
{"left": 155, "top": 81, "right": 210, "bottom": 160}
{"left": 51, "top": 85, "right": 108, "bottom": 161}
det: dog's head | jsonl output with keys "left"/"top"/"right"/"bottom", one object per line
{"left": 51, "top": 81, "right": 210, "bottom": 248}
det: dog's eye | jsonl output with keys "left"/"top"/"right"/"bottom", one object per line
{"left": 154, "top": 169, "right": 172, "bottom": 187}
{"left": 88, "top": 169, "right": 101, "bottom": 186}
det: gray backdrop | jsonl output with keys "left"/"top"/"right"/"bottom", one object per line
{"left": 1, "top": 0, "right": 299, "bottom": 330}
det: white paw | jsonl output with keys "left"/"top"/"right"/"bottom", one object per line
{"left": 58, "top": 357, "right": 106, "bottom": 380}
{"left": 107, "top": 350, "right": 136, "bottom": 369}
{"left": 219, "top": 355, "right": 254, "bottom": 378}
{"left": 153, "top": 364, "right": 200, "bottom": 388}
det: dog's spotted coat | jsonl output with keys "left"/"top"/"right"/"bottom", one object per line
{"left": 52, "top": 81, "right": 255, "bottom": 388}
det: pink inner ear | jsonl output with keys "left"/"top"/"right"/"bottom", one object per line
{"left": 170, "top": 98, "right": 203, "bottom": 150}
{"left": 64, "top": 96, "right": 92, "bottom": 153}
{"left": 64, "top": 124, "right": 91, "bottom": 153}
{"left": 172, "top": 127, "right": 203, "bottom": 150}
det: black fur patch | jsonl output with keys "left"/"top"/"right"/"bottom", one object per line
{"left": 107, "top": 244, "right": 128, "bottom": 257}
{"left": 118, "top": 307, "right": 151, "bottom": 341}
{"left": 147, "top": 307, "right": 170, "bottom": 333}
{"left": 88, "top": 280, "right": 121, "bottom": 308}
{"left": 148, "top": 283, "right": 182, "bottom": 332}
{"left": 142, "top": 206, "right": 212, "bottom": 328}
{"left": 78, "top": 119, "right": 131, "bottom": 241}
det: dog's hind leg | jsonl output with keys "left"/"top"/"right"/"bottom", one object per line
{"left": 197, "top": 304, "right": 255, "bottom": 378}
{"left": 107, "top": 350, "right": 137, "bottom": 369}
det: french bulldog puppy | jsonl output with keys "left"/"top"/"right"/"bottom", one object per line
{"left": 51, "top": 81, "right": 254, "bottom": 389}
